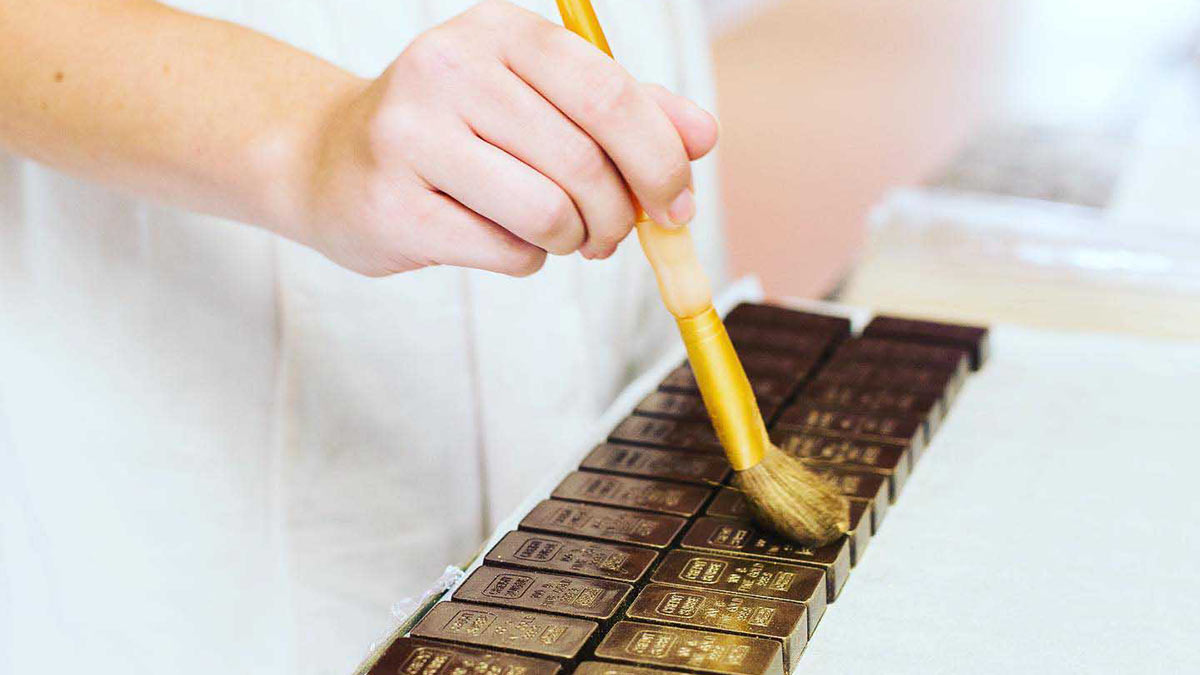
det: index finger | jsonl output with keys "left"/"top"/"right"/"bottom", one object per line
{"left": 488, "top": 7, "right": 696, "bottom": 226}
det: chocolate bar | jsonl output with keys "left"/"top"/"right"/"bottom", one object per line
{"left": 803, "top": 467, "right": 889, "bottom": 523}
{"left": 574, "top": 663, "right": 689, "bottom": 675}
{"left": 593, "top": 621, "right": 785, "bottom": 675}
{"left": 453, "top": 566, "right": 631, "bottom": 621}
{"left": 771, "top": 430, "right": 910, "bottom": 498}
{"left": 862, "top": 315, "right": 990, "bottom": 369}
{"left": 813, "top": 361, "right": 955, "bottom": 400}
{"left": 520, "top": 500, "right": 687, "bottom": 549}
{"left": 659, "top": 365, "right": 796, "bottom": 405}
{"left": 649, "top": 550, "right": 827, "bottom": 635}
{"left": 775, "top": 404, "right": 927, "bottom": 462}
{"left": 797, "top": 382, "right": 943, "bottom": 434}
{"left": 846, "top": 499, "right": 872, "bottom": 565}
{"left": 625, "top": 584, "right": 808, "bottom": 671}
{"left": 636, "top": 391, "right": 780, "bottom": 427}
{"left": 484, "top": 531, "right": 658, "bottom": 583}
{"left": 372, "top": 637, "right": 563, "bottom": 675}
{"left": 409, "top": 601, "right": 596, "bottom": 660}
{"left": 608, "top": 416, "right": 724, "bottom": 454}
{"left": 679, "top": 517, "right": 851, "bottom": 601}
{"left": 580, "top": 443, "right": 730, "bottom": 486}
{"left": 726, "top": 325, "right": 834, "bottom": 356}
{"left": 552, "top": 472, "right": 712, "bottom": 517}
{"left": 725, "top": 303, "right": 851, "bottom": 342}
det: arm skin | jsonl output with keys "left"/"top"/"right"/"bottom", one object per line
{"left": 0, "top": 0, "right": 718, "bottom": 276}
{"left": 0, "top": 0, "right": 359, "bottom": 244}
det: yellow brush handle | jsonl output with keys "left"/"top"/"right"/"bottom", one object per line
{"left": 556, "top": 0, "right": 766, "bottom": 470}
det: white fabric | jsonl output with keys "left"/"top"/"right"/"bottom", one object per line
{"left": 0, "top": 2, "right": 724, "bottom": 674}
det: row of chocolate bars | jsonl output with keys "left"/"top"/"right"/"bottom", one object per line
{"left": 374, "top": 303, "right": 989, "bottom": 675}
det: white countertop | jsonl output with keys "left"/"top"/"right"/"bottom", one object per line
{"left": 799, "top": 323, "right": 1200, "bottom": 673}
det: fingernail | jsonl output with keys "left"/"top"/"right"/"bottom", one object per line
{"left": 668, "top": 188, "right": 695, "bottom": 226}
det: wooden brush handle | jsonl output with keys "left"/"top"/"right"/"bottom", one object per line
{"left": 635, "top": 213, "right": 713, "bottom": 319}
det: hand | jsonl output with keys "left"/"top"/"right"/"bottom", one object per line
{"left": 298, "top": 0, "right": 718, "bottom": 277}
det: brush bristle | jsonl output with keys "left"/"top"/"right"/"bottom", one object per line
{"left": 731, "top": 444, "right": 850, "bottom": 545}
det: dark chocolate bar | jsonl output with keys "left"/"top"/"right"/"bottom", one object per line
{"left": 803, "top": 467, "right": 889, "bottom": 523}
{"left": 552, "top": 472, "right": 712, "bottom": 517}
{"left": 862, "top": 315, "right": 990, "bottom": 369}
{"left": 372, "top": 637, "right": 563, "bottom": 675}
{"left": 649, "top": 550, "right": 827, "bottom": 635}
{"left": 775, "top": 404, "right": 927, "bottom": 460}
{"left": 726, "top": 325, "right": 833, "bottom": 356}
{"left": 520, "top": 500, "right": 687, "bottom": 549}
{"left": 725, "top": 303, "right": 851, "bottom": 342}
{"left": 608, "top": 416, "right": 724, "bottom": 454}
{"left": 484, "top": 531, "right": 658, "bottom": 583}
{"left": 593, "top": 621, "right": 785, "bottom": 675}
{"left": 409, "top": 601, "right": 596, "bottom": 660}
{"left": 797, "top": 382, "right": 943, "bottom": 434}
{"left": 581, "top": 443, "right": 730, "bottom": 486}
{"left": 679, "top": 517, "right": 851, "bottom": 601}
{"left": 659, "top": 366, "right": 796, "bottom": 405}
{"left": 453, "top": 566, "right": 631, "bottom": 621}
{"left": 771, "top": 430, "right": 910, "bottom": 498}
{"left": 846, "top": 499, "right": 872, "bottom": 566}
{"left": 625, "top": 584, "right": 808, "bottom": 671}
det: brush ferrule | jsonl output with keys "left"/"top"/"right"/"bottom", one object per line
{"left": 676, "top": 308, "right": 769, "bottom": 471}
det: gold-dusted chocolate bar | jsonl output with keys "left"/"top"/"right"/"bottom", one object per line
{"left": 846, "top": 500, "right": 872, "bottom": 566}
{"left": 574, "top": 662, "right": 689, "bottom": 675}
{"left": 648, "top": 550, "right": 826, "bottom": 635}
{"left": 372, "top": 637, "right": 563, "bottom": 675}
{"left": 409, "top": 601, "right": 596, "bottom": 661}
{"left": 593, "top": 621, "right": 785, "bottom": 675}
{"left": 608, "top": 416, "right": 724, "bottom": 454}
{"left": 453, "top": 566, "right": 632, "bottom": 621}
{"left": 484, "top": 531, "right": 658, "bottom": 583}
{"left": 580, "top": 443, "right": 731, "bottom": 486}
{"left": 804, "top": 467, "right": 889, "bottom": 524}
{"left": 771, "top": 430, "right": 910, "bottom": 498}
{"left": 775, "top": 405, "right": 927, "bottom": 462}
{"left": 552, "top": 472, "right": 712, "bottom": 517}
{"left": 520, "top": 500, "right": 686, "bottom": 549}
{"left": 680, "top": 517, "right": 851, "bottom": 601}
{"left": 625, "top": 584, "right": 808, "bottom": 672}
{"left": 705, "top": 488, "right": 874, "bottom": 566}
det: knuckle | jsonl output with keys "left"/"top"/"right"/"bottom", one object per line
{"left": 649, "top": 158, "right": 690, "bottom": 200}
{"left": 365, "top": 110, "right": 419, "bottom": 158}
{"left": 403, "top": 29, "right": 465, "bottom": 79}
{"left": 527, "top": 191, "right": 576, "bottom": 244}
{"left": 579, "top": 70, "right": 638, "bottom": 122}
{"left": 563, "top": 137, "right": 609, "bottom": 180}
{"left": 467, "top": 0, "right": 514, "bottom": 23}
{"left": 504, "top": 246, "right": 547, "bottom": 277}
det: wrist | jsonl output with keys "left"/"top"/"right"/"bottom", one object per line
{"left": 248, "top": 72, "right": 369, "bottom": 246}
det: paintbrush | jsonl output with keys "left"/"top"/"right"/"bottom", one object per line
{"left": 556, "top": 0, "right": 849, "bottom": 544}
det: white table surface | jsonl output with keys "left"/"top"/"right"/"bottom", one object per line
{"left": 800, "top": 324, "right": 1200, "bottom": 674}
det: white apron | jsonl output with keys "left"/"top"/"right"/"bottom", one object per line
{"left": 0, "top": 2, "right": 724, "bottom": 673}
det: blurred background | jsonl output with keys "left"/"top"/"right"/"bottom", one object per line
{"left": 707, "top": 0, "right": 1200, "bottom": 339}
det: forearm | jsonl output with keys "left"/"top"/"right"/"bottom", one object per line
{"left": 0, "top": 0, "right": 365, "bottom": 240}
